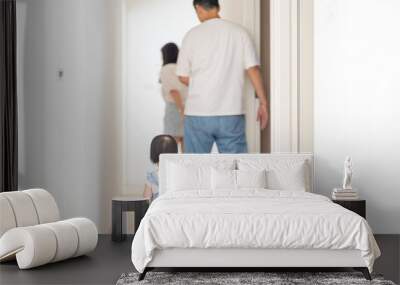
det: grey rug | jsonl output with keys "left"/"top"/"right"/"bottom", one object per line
{"left": 117, "top": 272, "right": 396, "bottom": 285}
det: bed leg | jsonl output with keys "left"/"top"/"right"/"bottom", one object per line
{"left": 354, "top": 267, "right": 372, "bottom": 280}
{"left": 362, "top": 268, "right": 372, "bottom": 281}
{"left": 138, "top": 268, "right": 148, "bottom": 281}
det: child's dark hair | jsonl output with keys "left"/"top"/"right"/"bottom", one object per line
{"left": 150, "top": 135, "right": 178, "bottom": 164}
{"left": 161, "top": 43, "right": 179, "bottom": 66}
{"left": 193, "top": 0, "right": 220, "bottom": 10}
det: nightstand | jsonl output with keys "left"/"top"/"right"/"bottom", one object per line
{"left": 112, "top": 197, "right": 150, "bottom": 242}
{"left": 333, "top": 200, "right": 366, "bottom": 219}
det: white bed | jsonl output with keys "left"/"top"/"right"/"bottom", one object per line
{"left": 131, "top": 154, "right": 380, "bottom": 281}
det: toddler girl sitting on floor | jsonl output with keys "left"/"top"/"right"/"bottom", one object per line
{"left": 143, "top": 135, "right": 178, "bottom": 201}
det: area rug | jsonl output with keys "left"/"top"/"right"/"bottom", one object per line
{"left": 116, "top": 272, "right": 396, "bottom": 285}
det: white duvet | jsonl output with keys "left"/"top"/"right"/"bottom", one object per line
{"left": 131, "top": 190, "right": 380, "bottom": 273}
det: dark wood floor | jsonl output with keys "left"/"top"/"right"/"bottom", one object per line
{"left": 0, "top": 235, "right": 133, "bottom": 285}
{"left": 0, "top": 235, "right": 399, "bottom": 285}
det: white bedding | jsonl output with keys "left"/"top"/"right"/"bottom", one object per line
{"left": 131, "top": 190, "right": 380, "bottom": 273}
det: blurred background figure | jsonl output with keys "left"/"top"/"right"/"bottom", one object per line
{"left": 143, "top": 135, "right": 178, "bottom": 201}
{"left": 160, "top": 43, "right": 188, "bottom": 151}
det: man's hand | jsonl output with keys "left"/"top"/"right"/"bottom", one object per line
{"left": 257, "top": 102, "right": 269, "bottom": 130}
{"left": 247, "top": 66, "right": 269, "bottom": 130}
{"left": 178, "top": 76, "right": 190, "bottom": 86}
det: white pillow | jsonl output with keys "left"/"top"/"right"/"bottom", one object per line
{"left": 266, "top": 163, "right": 307, "bottom": 191}
{"left": 211, "top": 168, "right": 236, "bottom": 190}
{"left": 238, "top": 159, "right": 309, "bottom": 192}
{"left": 167, "top": 163, "right": 211, "bottom": 191}
{"left": 237, "top": 170, "right": 267, "bottom": 189}
{"left": 165, "top": 159, "right": 236, "bottom": 193}
{"left": 211, "top": 169, "right": 268, "bottom": 190}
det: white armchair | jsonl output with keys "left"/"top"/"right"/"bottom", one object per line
{"left": 0, "top": 189, "right": 98, "bottom": 269}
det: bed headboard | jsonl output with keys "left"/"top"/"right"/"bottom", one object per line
{"left": 159, "top": 153, "right": 314, "bottom": 195}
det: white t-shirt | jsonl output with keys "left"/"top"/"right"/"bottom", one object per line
{"left": 160, "top": 63, "right": 188, "bottom": 103}
{"left": 176, "top": 18, "right": 259, "bottom": 116}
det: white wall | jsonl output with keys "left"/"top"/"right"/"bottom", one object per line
{"left": 17, "top": 0, "right": 123, "bottom": 233}
{"left": 314, "top": 0, "right": 400, "bottom": 234}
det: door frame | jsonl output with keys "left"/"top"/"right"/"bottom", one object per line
{"left": 260, "top": 0, "right": 271, "bottom": 153}
{"left": 238, "top": 0, "right": 261, "bottom": 153}
{"left": 266, "top": 0, "right": 314, "bottom": 153}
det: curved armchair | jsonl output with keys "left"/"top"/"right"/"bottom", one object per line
{"left": 0, "top": 189, "right": 98, "bottom": 269}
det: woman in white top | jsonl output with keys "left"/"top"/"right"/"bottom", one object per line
{"left": 160, "top": 43, "right": 188, "bottom": 150}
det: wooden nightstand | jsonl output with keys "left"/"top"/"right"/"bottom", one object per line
{"left": 333, "top": 200, "right": 366, "bottom": 219}
{"left": 112, "top": 197, "right": 150, "bottom": 242}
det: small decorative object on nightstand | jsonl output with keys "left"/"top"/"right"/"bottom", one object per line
{"left": 333, "top": 199, "right": 366, "bottom": 219}
{"left": 342, "top": 156, "right": 354, "bottom": 190}
{"left": 112, "top": 197, "right": 149, "bottom": 242}
{"left": 332, "top": 156, "right": 360, "bottom": 200}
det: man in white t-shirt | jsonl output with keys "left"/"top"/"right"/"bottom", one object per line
{"left": 177, "top": 0, "right": 269, "bottom": 154}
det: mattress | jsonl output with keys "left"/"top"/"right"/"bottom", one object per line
{"left": 131, "top": 190, "right": 380, "bottom": 273}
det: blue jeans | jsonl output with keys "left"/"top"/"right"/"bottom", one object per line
{"left": 184, "top": 115, "right": 248, "bottom": 154}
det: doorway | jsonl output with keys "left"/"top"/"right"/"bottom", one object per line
{"left": 122, "top": 0, "right": 264, "bottom": 195}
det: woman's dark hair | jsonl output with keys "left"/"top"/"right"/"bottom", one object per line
{"left": 150, "top": 135, "right": 178, "bottom": 164}
{"left": 161, "top": 43, "right": 179, "bottom": 66}
{"left": 193, "top": 0, "right": 220, "bottom": 9}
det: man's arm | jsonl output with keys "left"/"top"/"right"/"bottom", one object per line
{"left": 247, "top": 66, "right": 269, "bottom": 130}
{"left": 178, "top": 76, "right": 189, "bottom": 86}
{"left": 170, "top": 90, "right": 185, "bottom": 117}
